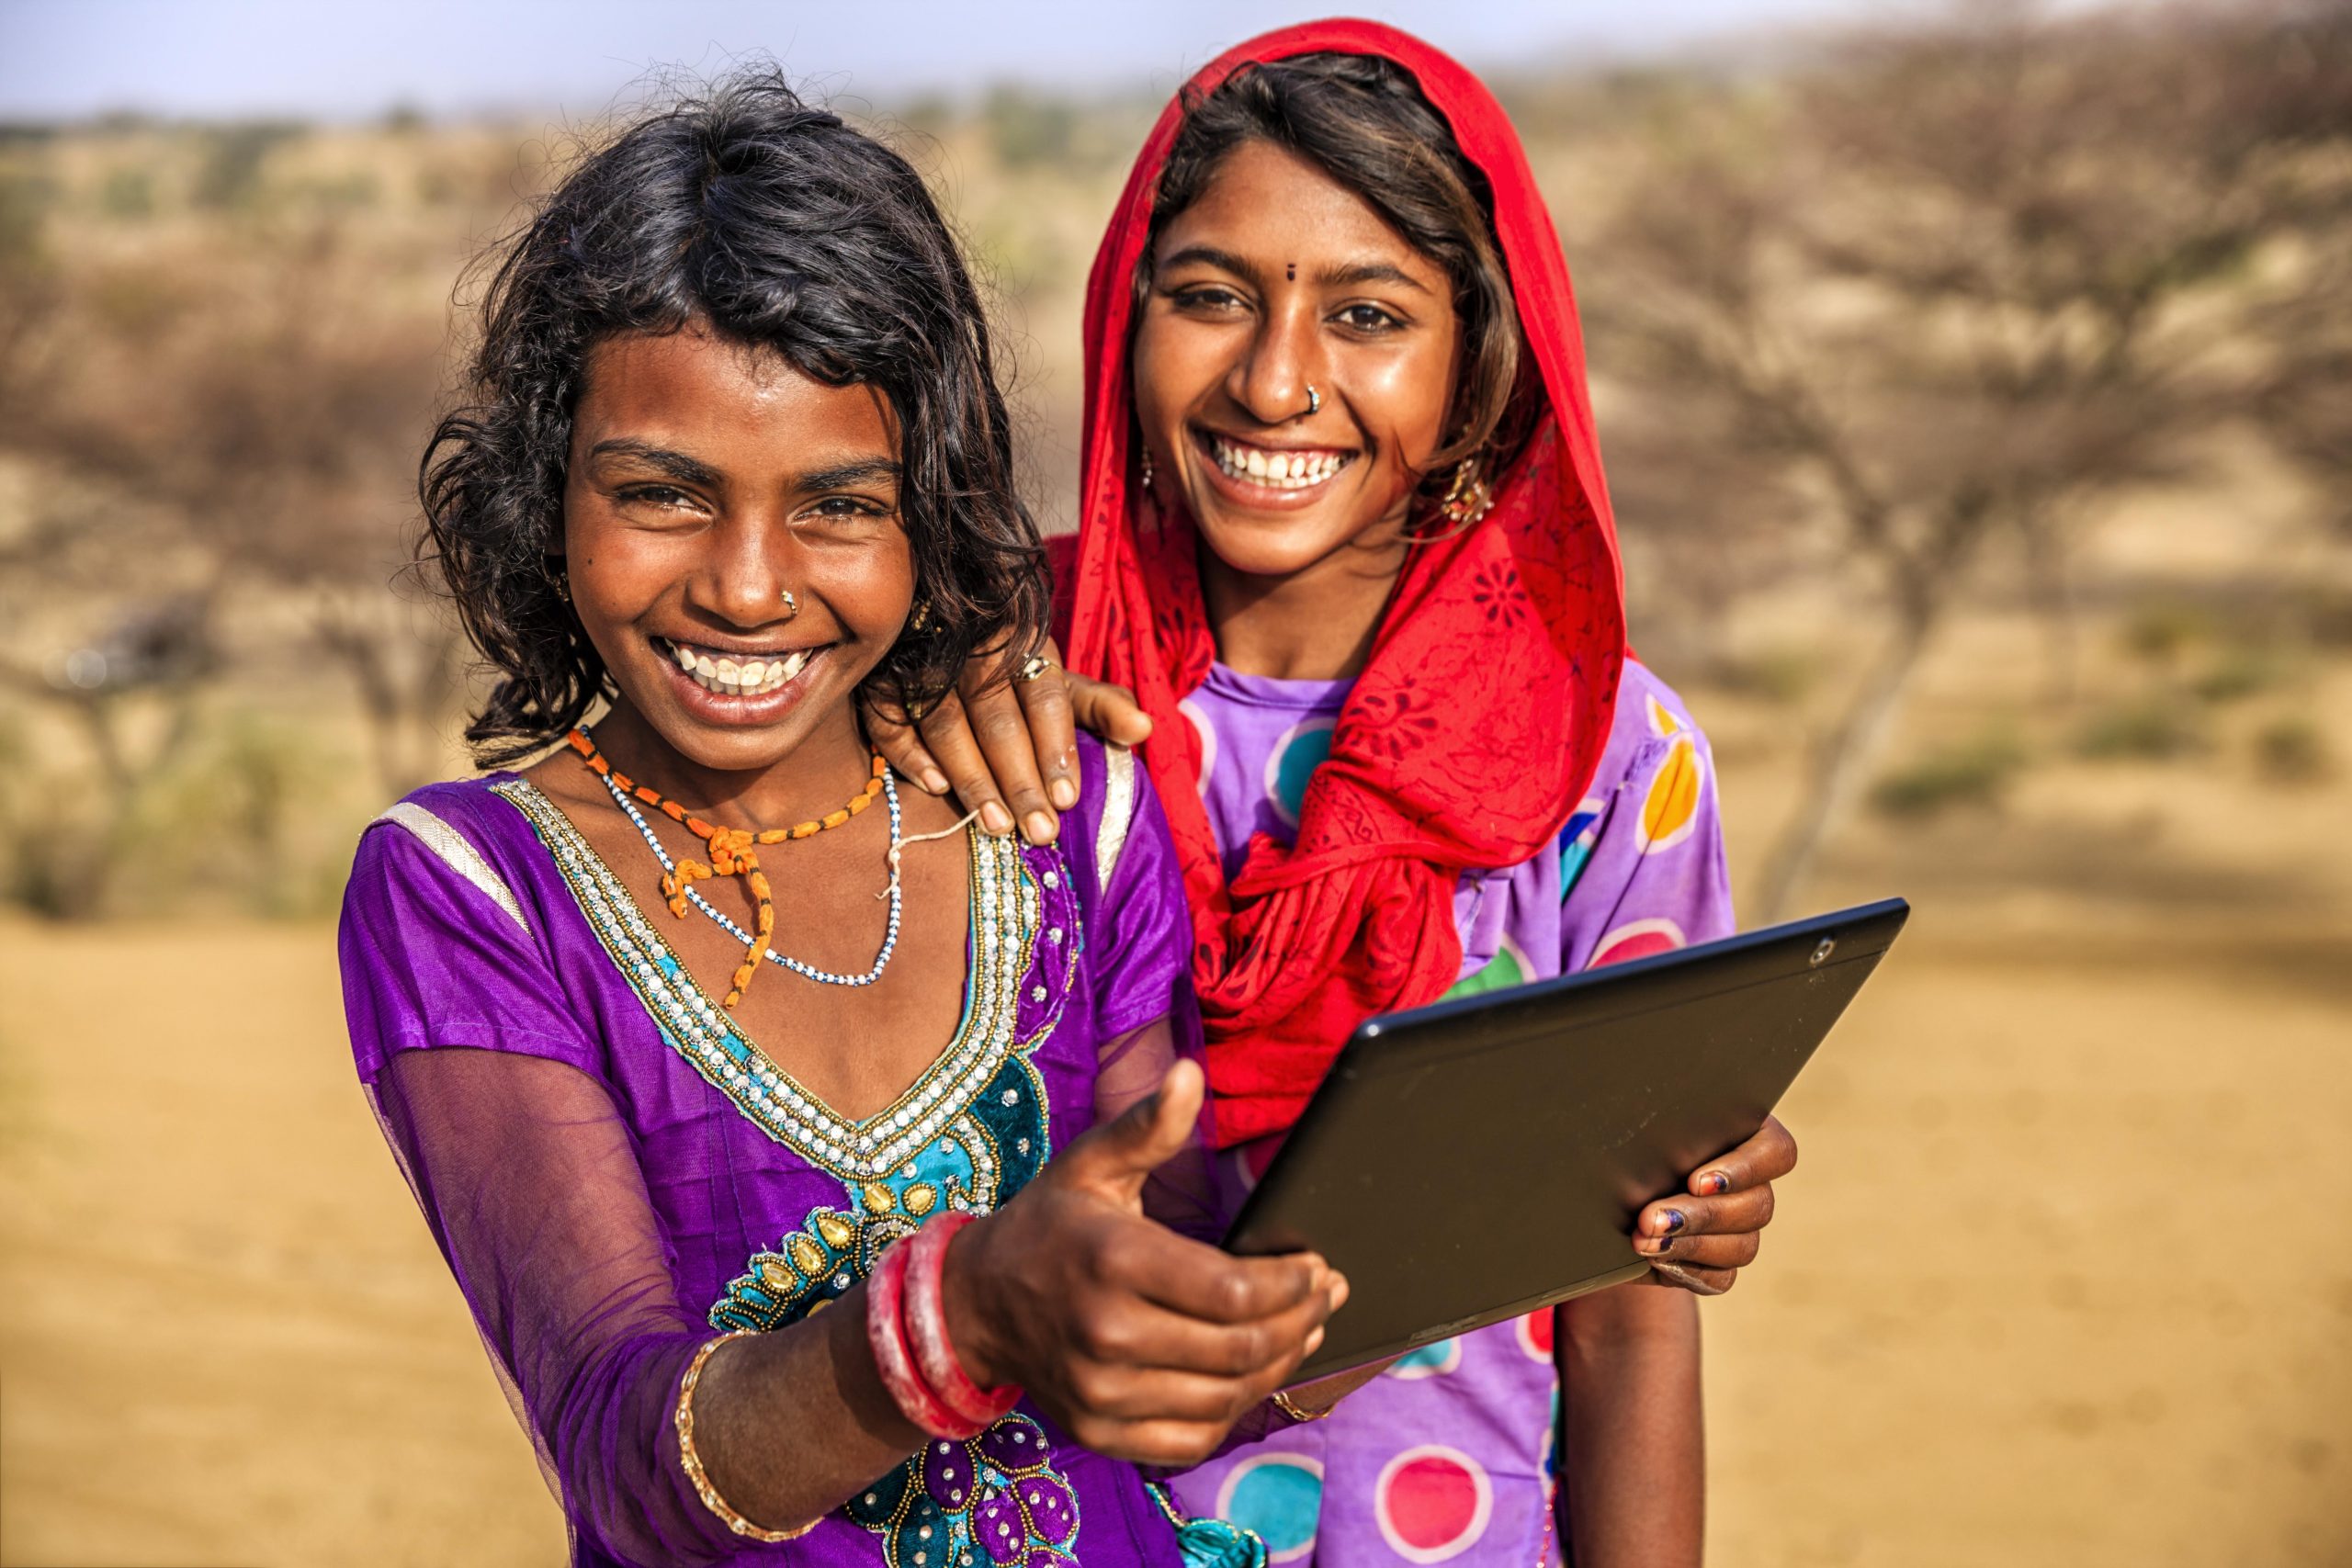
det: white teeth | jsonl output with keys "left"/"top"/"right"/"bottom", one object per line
{"left": 1210, "top": 436, "right": 1349, "bottom": 491}
{"left": 668, "top": 640, "right": 816, "bottom": 698}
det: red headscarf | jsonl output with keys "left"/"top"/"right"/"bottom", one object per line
{"left": 1057, "top": 19, "right": 1627, "bottom": 1146}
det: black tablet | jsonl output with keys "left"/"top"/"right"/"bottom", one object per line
{"left": 1222, "top": 897, "right": 1909, "bottom": 1379}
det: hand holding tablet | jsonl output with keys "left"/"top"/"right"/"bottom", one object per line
{"left": 1224, "top": 899, "right": 1909, "bottom": 1379}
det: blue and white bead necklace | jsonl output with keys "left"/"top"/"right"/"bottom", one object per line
{"left": 595, "top": 762, "right": 905, "bottom": 988}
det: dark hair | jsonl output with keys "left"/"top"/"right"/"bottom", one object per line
{"left": 421, "top": 73, "right": 1044, "bottom": 765}
{"left": 1144, "top": 52, "right": 1534, "bottom": 504}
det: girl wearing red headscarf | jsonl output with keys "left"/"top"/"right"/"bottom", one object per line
{"left": 874, "top": 22, "right": 1796, "bottom": 1564}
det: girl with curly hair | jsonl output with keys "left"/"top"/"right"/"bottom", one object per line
{"left": 342, "top": 74, "right": 1341, "bottom": 1568}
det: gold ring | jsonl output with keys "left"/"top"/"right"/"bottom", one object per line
{"left": 1271, "top": 1389, "right": 1333, "bottom": 1423}
{"left": 1016, "top": 654, "right": 1053, "bottom": 682}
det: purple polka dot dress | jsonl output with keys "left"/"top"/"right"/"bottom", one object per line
{"left": 1169, "top": 661, "right": 1735, "bottom": 1565}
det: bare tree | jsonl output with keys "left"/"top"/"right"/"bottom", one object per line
{"left": 1588, "top": 0, "right": 2352, "bottom": 919}
{"left": 9, "top": 216, "right": 465, "bottom": 801}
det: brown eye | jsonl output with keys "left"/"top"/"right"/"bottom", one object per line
{"left": 1335, "top": 303, "right": 1402, "bottom": 333}
{"left": 1173, "top": 285, "right": 1248, "bottom": 313}
{"left": 810, "top": 496, "right": 890, "bottom": 520}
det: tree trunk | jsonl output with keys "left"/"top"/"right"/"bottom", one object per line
{"left": 2022, "top": 512, "right": 2081, "bottom": 707}
{"left": 1751, "top": 597, "right": 1942, "bottom": 924}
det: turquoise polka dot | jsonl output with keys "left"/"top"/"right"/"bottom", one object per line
{"left": 1223, "top": 1457, "right": 1323, "bottom": 1558}
{"left": 1263, "top": 719, "right": 1336, "bottom": 827}
{"left": 1557, "top": 838, "right": 1594, "bottom": 898}
{"left": 1558, "top": 800, "right": 1603, "bottom": 903}
{"left": 1392, "top": 1337, "right": 1458, "bottom": 1374}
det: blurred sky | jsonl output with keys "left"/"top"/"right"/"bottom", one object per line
{"left": 0, "top": 0, "right": 2067, "bottom": 121}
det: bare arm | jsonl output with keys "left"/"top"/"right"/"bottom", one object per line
{"left": 1556, "top": 1284, "right": 1704, "bottom": 1568}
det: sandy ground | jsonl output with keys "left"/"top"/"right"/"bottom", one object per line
{"left": 6, "top": 570, "right": 2352, "bottom": 1564}
{"left": 5, "top": 806, "right": 2348, "bottom": 1567}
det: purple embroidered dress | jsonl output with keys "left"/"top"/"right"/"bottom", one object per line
{"left": 340, "top": 736, "right": 1215, "bottom": 1568}
{"left": 1170, "top": 661, "right": 1734, "bottom": 1566}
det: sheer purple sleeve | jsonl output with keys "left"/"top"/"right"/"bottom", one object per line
{"left": 340, "top": 823, "right": 752, "bottom": 1566}
{"left": 1080, "top": 755, "right": 1223, "bottom": 1242}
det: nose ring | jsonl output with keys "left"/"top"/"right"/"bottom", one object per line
{"left": 779, "top": 587, "right": 798, "bottom": 618}
{"left": 1303, "top": 383, "right": 1321, "bottom": 418}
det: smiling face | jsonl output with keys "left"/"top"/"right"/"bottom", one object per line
{"left": 1131, "top": 138, "right": 1462, "bottom": 582}
{"left": 560, "top": 324, "right": 912, "bottom": 780}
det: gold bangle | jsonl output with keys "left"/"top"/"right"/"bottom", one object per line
{"left": 1271, "top": 1388, "right": 1334, "bottom": 1424}
{"left": 674, "top": 1331, "right": 819, "bottom": 1542}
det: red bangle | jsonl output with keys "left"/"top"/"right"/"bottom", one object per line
{"left": 903, "top": 1213, "right": 1023, "bottom": 1430}
{"left": 865, "top": 1238, "right": 980, "bottom": 1438}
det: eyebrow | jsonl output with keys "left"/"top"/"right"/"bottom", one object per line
{"left": 587, "top": 443, "right": 899, "bottom": 493}
{"left": 797, "top": 457, "right": 902, "bottom": 491}
{"left": 1159, "top": 244, "right": 1431, "bottom": 295}
{"left": 1159, "top": 243, "right": 1257, "bottom": 279}
{"left": 1317, "top": 260, "right": 1431, "bottom": 294}
{"left": 587, "top": 439, "right": 723, "bottom": 488}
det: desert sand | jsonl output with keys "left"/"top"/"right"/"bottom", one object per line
{"left": 6, "top": 721, "right": 2347, "bottom": 1567}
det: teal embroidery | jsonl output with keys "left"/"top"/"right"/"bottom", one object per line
{"left": 708, "top": 1055, "right": 1049, "bottom": 1333}
{"left": 703, "top": 1047, "right": 1072, "bottom": 1567}
{"left": 491, "top": 779, "right": 1093, "bottom": 1567}
{"left": 492, "top": 779, "right": 1078, "bottom": 1181}
{"left": 1150, "top": 1482, "right": 1271, "bottom": 1568}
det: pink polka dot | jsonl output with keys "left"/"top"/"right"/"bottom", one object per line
{"left": 1590, "top": 917, "right": 1687, "bottom": 968}
{"left": 1374, "top": 1445, "right": 1492, "bottom": 1563}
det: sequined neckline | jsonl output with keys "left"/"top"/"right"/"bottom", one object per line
{"left": 492, "top": 777, "right": 1046, "bottom": 1181}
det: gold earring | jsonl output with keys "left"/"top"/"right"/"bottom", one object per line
{"left": 910, "top": 598, "right": 932, "bottom": 632}
{"left": 1441, "top": 457, "right": 1492, "bottom": 527}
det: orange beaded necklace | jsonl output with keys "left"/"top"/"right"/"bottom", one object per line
{"left": 566, "top": 728, "right": 888, "bottom": 1007}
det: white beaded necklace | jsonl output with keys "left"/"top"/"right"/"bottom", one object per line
{"left": 596, "top": 762, "right": 905, "bottom": 988}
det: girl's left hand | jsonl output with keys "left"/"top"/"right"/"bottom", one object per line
{"left": 864, "top": 637, "right": 1153, "bottom": 847}
{"left": 1633, "top": 1115, "right": 1796, "bottom": 1296}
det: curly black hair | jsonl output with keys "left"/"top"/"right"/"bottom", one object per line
{"left": 421, "top": 73, "right": 1045, "bottom": 765}
{"left": 1144, "top": 53, "right": 1535, "bottom": 502}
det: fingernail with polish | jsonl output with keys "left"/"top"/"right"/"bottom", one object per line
{"left": 980, "top": 803, "right": 1014, "bottom": 835}
{"left": 1661, "top": 1208, "right": 1687, "bottom": 1234}
{"left": 1703, "top": 1172, "right": 1732, "bottom": 1196}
